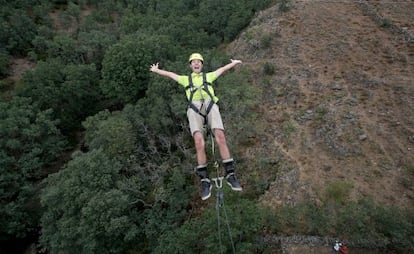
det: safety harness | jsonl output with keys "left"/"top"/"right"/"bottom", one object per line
{"left": 185, "top": 72, "right": 216, "bottom": 121}
{"left": 188, "top": 71, "right": 236, "bottom": 254}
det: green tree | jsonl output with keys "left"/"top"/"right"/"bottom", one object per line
{"left": 154, "top": 196, "right": 264, "bottom": 253}
{"left": 0, "top": 96, "right": 67, "bottom": 182}
{"left": 162, "top": 15, "right": 220, "bottom": 49}
{"left": 100, "top": 37, "right": 152, "bottom": 105}
{"left": 0, "top": 48, "right": 9, "bottom": 78}
{"left": 2, "top": 10, "right": 37, "bottom": 55}
{"left": 78, "top": 30, "right": 117, "bottom": 69}
{"left": 0, "top": 96, "right": 67, "bottom": 238}
{"left": 142, "top": 168, "right": 195, "bottom": 251}
{"left": 0, "top": 1, "right": 52, "bottom": 58}
{"left": 40, "top": 149, "right": 140, "bottom": 254}
{"left": 62, "top": 2, "right": 82, "bottom": 33}
{"left": 40, "top": 103, "right": 182, "bottom": 252}
{"left": 82, "top": 110, "right": 137, "bottom": 160}
{"left": 46, "top": 34, "right": 85, "bottom": 64}
{"left": 18, "top": 59, "right": 101, "bottom": 131}
{"left": 30, "top": 25, "right": 55, "bottom": 61}
{"left": 198, "top": 0, "right": 253, "bottom": 43}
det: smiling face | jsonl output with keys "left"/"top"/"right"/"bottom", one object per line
{"left": 190, "top": 59, "right": 203, "bottom": 73}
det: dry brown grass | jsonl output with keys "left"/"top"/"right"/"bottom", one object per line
{"left": 227, "top": 0, "right": 414, "bottom": 210}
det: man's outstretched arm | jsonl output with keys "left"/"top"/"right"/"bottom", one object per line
{"left": 214, "top": 59, "right": 242, "bottom": 77}
{"left": 150, "top": 62, "right": 179, "bottom": 82}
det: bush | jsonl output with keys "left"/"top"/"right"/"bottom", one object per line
{"left": 279, "top": 0, "right": 291, "bottom": 12}
{"left": 380, "top": 18, "right": 392, "bottom": 28}
{"left": 260, "top": 34, "right": 273, "bottom": 49}
{"left": 263, "top": 62, "right": 275, "bottom": 75}
{"left": 324, "top": 180, "right": 353, "bottom": 205}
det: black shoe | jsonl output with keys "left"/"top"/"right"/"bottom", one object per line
{"left": 223, "top": 159, "right": 242, "bottom": 191}
{"left": 226, "top": 173, "right": 242, "bottom": 191}
{"left": 200, "top": 178, "right": 212, "bottom": 200}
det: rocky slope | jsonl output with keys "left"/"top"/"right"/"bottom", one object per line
{"left": 228, "top": 0, "right": 413, "bottom": 210}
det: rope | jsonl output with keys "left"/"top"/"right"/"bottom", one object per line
{"left": 208, "top": 128, "right": 236, "bottom": 254}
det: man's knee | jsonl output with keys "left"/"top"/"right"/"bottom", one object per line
{"left": 193, "top": 131, "right": 205, "bottom": 149}
{"left": 214, "top": 129, "right": 226, "bottom": 144}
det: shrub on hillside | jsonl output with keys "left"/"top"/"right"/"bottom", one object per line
{"left": 268, "top": 199, "right": 414, "bottom": 251}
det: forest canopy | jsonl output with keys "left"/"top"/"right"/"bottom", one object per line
{"left": 0, "top": 0, "right": 272, "bottom": 253}
{"left": 1, "top": 0, "right": 413, "bottom": 253}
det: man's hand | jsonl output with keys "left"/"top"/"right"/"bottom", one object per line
{"left": 149, "top": 63, "right": 179, "bottom": 81}
{"left": 215, "top": 59, "right": 243, "bottom": 77}
{"left": 150, "top": 62, "right": 159, "bottom": 72}
{"left": 230, "top": 59, "right": 242, "bottom": 64}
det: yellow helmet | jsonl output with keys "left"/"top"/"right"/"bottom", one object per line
{"left": 188, "top": 53, "right": 204, "bottom": 63}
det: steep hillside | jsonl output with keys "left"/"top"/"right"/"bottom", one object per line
{"left": 228, "top": 1, "right": 413, "bottom": 209}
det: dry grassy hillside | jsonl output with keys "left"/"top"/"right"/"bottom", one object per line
{"left": 228, "top": 0, "right": 413, "bottom": 210}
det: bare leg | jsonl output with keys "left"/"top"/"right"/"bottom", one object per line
{"left": 193, "top": 131, "right": 212, "bottom": 200}
{"left": 213, "top": 129, "right": 231, "bottom": 160}
{"left": 193, "top": 131, "right": 207, "bottom": 165}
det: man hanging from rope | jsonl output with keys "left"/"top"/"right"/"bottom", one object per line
{"left": 150, "top": 53, "right": 242, "bottom": 200}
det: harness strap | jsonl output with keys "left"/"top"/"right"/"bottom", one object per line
{"left": 186, "top": 72, "right": 215, "bottom": 119}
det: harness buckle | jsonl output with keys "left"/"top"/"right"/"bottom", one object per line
{"left": 211, "top": 176, "right": 224, "bottom": 189}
